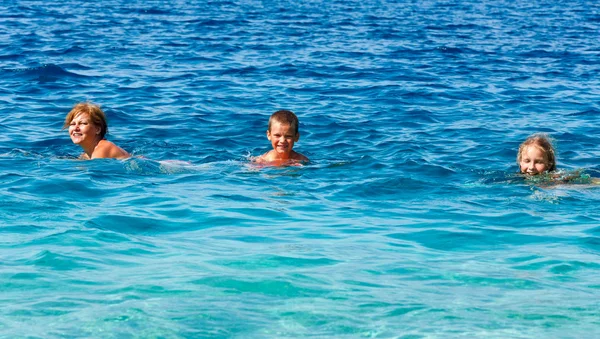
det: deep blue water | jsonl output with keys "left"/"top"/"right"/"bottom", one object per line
{"left": 1, "top": 0, "right": 600, "bottom": 337}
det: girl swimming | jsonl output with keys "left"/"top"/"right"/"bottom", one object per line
{"left": 517, "top": 134, "right": 556, "bottom": 175}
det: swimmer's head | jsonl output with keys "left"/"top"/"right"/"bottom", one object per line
{"left": 268, "top": 110, "right": 299, "bottom": 136}
{"left": 266, "top": 110, "right": 301, "bottom": 156}
{"left": 63, "top": 102, "right": 108, "bottom": 139}
{"left": 517, "top": 134, "right": 556, "bottom": 175}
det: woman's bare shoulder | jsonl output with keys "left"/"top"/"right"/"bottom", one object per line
{"left": 92, "top": 140, "right": 130, "bottom": 159}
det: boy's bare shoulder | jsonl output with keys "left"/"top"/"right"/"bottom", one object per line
{"left": 291, "top": 151, "right": 309, "bottom": 162}
{"left": 252, "top": 151, "right": 308, "bottom": 167}
{"left": 253, "top": 151, "right": 273, "bottom": 163}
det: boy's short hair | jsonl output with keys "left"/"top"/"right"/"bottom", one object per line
{"left": 517, "top": 134, "right": 557, "bottom": 171}
{"left": 63, "top": 102, "right": 108, "bottom": 138}
{"left": 268, "top": 110, "right": 299, "bottom": 135}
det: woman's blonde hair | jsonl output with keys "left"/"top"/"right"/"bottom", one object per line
{"left": 63, "top": 102, "right": 108, "bottom": 138}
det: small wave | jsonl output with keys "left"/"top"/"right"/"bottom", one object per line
{"left": 0, "top": 54, "right": 21, "bottom": 61}
{"left": 59, "top": 62, "right": 93, "bottom": 70}
{"left": 124, "top": 158, "right": 203, "bottom": 175}
{"left": 26, "top": 250, "right": 96, "bottom": 271}
{"left": 85, "top": 214, "right": 197, "bottom": 235}
{"left": 435, "top": 46, "right": 479, "bottom": 54}
{"left": 567, "top": 108, "right": 600, "bottom": 117}
{"left": 523, "top": 170, "right": 597, "bottom": 186}
{"left": 194, "top": 18, "right": 250, "bottom": 26}
{"left": 3, "top": 63, "right": 87, "bottom": 82}
{"left": 219, "top": 66, "right": 259, "bottom": 76}
{"left": 517, "top": 49, "right": 576, "bottom": 59}
{"left": 58, "top": 46, "right": 86, "bottom": 55}
{"left": 1, "top": 148, "right": 46, "bottom": 159}
{"left": 133, "top": 7, "right": 172, "bottom": 15}
{"left": 478, "top": 170, "right": 600, "bottom": 189}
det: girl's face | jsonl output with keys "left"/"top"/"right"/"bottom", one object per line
{"left": 519, "top": 145, "right": 549, "bottom": 175}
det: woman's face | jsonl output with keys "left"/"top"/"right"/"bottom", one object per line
{"left": 68, "top": 113, "right": 100, "bottom": 145}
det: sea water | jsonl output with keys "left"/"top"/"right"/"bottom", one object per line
{"left": 1, "top": 0, "right": 600, "bottom": 338}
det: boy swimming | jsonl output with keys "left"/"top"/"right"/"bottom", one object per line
{"left": 254, "top": 110, "right": 309, "bottom": 166}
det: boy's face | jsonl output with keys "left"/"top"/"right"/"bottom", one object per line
{"left": 267, "top": 121, "right": 299, "bottom": 156}
{"left": 519, "top": 145, "right": 549, "bottom": 175}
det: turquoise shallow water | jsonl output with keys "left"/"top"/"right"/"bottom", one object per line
{"left": 1, "top": 0, "right": 600, "bottom": 338}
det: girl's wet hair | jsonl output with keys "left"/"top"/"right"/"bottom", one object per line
{"left": 268, "top": 110, "right": 299, "bottom": 135}
{"left": 62, "top": 102, "right": 108, "bottom": 138}
{"left": 517, "top": 134, "right": 556, "bottom": 172}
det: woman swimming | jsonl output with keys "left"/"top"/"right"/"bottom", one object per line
{"left": 63, "top": 102, "right": 130, "bottom": 160}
